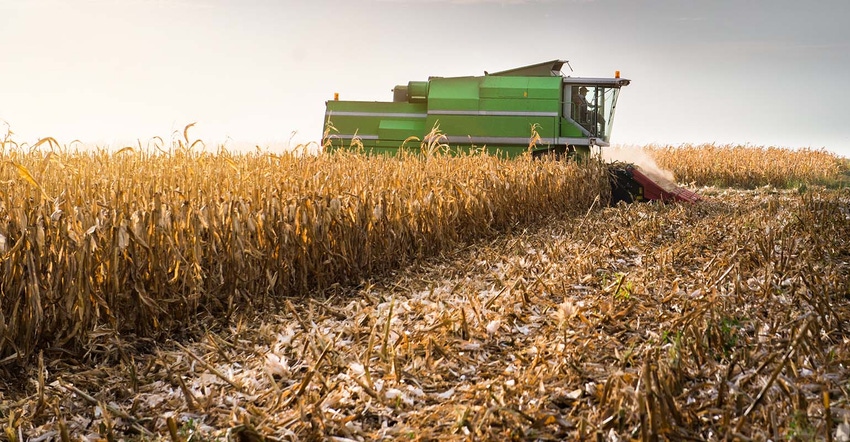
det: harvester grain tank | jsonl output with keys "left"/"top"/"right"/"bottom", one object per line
{"left": 322, "top": 60, "right": 700, "bottom": 203}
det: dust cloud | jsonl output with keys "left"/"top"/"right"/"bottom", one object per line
{"left": 602, "top": 145, "right": 680, "bottom": 192}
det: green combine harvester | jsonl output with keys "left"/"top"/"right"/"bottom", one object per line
{"left": 322, "top": 60, "right": 700, "bottom": 203}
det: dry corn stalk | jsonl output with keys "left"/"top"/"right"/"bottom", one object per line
{"left": 0, "top": 142, "right": 608, "bottom": 360}
{"left": 645, "top": 143, "right": 845, "bottom": 188}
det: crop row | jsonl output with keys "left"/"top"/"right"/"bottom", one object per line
{"left": 646, "top": 144, "right": 846, "bottom": 188}
{"left": 0, "top": 147, "right": 608, "bottom": 360}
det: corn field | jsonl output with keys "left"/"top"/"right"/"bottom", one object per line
{"left": 2, "top": 137, "right": 850, "bottom": 440}
{"left": 646, "top": 144, "right": 847, "bottom": 188}
{"left": 0, "top": 143, "right": 608, "bottom": 362}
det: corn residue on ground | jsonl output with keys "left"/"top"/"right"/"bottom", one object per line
{"left": 3, "top": 185, "right": 850, "bottom": 440}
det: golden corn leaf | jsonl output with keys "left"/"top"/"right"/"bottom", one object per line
{"left": 6, "top": 161, "right": 48, "bottom": 198}
{"left": 224, "top": 158, "right": 239, "bottom": 173}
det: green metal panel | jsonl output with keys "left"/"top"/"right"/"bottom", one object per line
{"left": 527, "top": 77, "right": 562, "bottom": 99}
{"left": 477, "top": 99, "right": 559, "bottom": 113}
{"left": 426, "top": 115, "right": 554, "bottom": 138}
{"left": 479, "top": 76, "right": 561, "bottom": 100}
{"left": 325, "top": 101, "right": 426, "bottom": 140}
{"left": 378, "top": 119, "right": 426, "bottom": 141}
{"left": 480, "top": 76, "right": 529, "bottom": 99}
{"left": 326, "top": 100, "right": 426, "bottom": 114}
{"left": 560, "top": 118, "right": 587, "bottom": 138}
{"left": 427, "top": 77, "right": 480, "bottom": 111}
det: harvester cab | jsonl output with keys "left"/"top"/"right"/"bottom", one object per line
{"left": 323, "top": 59, "right": 700, "bottom": 203}
{"left": 567, "top": 83, "right": 616, "bottom": 140}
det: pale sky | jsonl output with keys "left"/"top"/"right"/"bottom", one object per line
{"left": 2, "top": 0, "right": 849, "bottom": 156}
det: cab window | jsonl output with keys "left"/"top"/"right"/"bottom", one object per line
{"left": 569, "top": 85, "right": 620, "bottom": 140}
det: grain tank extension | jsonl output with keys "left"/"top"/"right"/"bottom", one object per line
{"left": 322, "top": 60, "right": 700, "bottom": 203}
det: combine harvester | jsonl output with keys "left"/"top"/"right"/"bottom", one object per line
{"left": 322, "top": 60, "right": 699, "bottom": 203}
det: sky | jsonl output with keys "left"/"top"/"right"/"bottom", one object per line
{"left": 1, "top": 0, "right": 849, "bottom": 156}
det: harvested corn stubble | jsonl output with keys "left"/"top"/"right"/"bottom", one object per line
{"left": 4, "top": 182, "right": 849, "bottom": 440}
